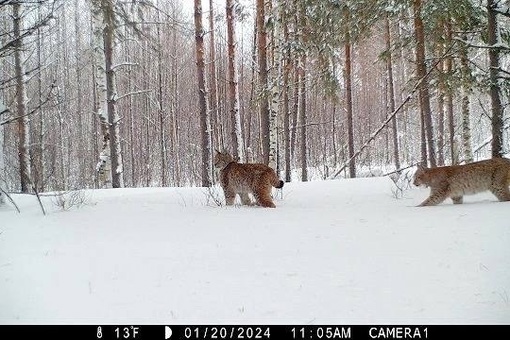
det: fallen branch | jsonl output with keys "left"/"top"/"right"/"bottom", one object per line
{"left": 31, "top": 184, "right": 46, "bottom": 216}
{"left": 0, "top": 187, "right": 21, "bottom": 213}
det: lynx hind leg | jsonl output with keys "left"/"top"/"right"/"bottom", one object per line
{"left": 491, "top": 168, "right": 510, "bottom": 202}
{"left": 254, "top": 187, "right": 276, "bottom": 208}
{"left": 451, "top": 196, "right": 463, "bottom": 204}
{"left": 418, "top": 188, "right": 449, "bottom": 206}
{"left": 239, "top": 193, "right": 254, "bottom": 206}
{"left": 490, "top": 186, "right": 510, "bottom": 202}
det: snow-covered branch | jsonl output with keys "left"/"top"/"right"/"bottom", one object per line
{"left": 111, "top": 62, "right": 139, "bottom": 71}
{"left": 115, "top": 89, "right": 151, "bottom": 102}
{"left": 454, "top": 37, "right": 510, "bottom": 51}
{"left": 492, "top": 5, "right": 510, "bottom": 18}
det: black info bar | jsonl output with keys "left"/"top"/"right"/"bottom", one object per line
{"left": 0, "top": 325, "right": 508, "bottom": 340}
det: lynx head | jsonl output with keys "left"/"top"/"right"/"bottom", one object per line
{"left": 214, "top": 150, "right": 234, "bottom": 169}
{"left": 413, "top": 163, "right": 430, "bottom": 187}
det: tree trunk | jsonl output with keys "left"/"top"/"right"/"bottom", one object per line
{"left": 156, "top": 6, "right": 168, "bottom": 186}
{"left": 487, "top": 0, "right": 504, "bottom": 158}
{"left": 0, "top": 100, "right": 5, "bottom": 205}
{"left": 256, "top": 0, "right": 270, "bottom": 165}
{"left": 92, "top": 0, "right": 111, "bottom": 188}
{"left": 283, "top": 9, "right": 291, "bottom": 182}
{"left": 460, "top": 37, "right": 473, "bottom": 163}
{"left": 443, "top": 22, "right": 456, "bottom": 165}
{"left": 413, "top": 0, "right": 436, "bottom": 167}
{"left": 226, "top": 0, "right": 244, "bottom": 161}
{"left": 34, "top": 4, "right": 46, "bottom": 192}
{"left": 385, "top": 15, "right": 400, "bottom": 171}
{"left": 436, "top": 58, "right": 445, "bottom": 166}
{"left": 171, "top": 2, "right": 181, "bottom": 186}
{"left": 208, "top": 0, "right": 222, "bottom": 152}
{"left": 267, "top": 0, "right": 281, "bottom": 171}
{"left": 103, "top": 1, "right": 124, "bottom": 188}
{"left": 194, "top": 0, "right": 213, "bottom": 187}
{"left": 74, "top": 0, "right": 84, "bottom": 188}
{"left": 344, "top": 27, "right": 355, "bottom": 178}
{"left": 299, "top": 56, "right": 307, "bottom": 182}
{"left": 13, "top": 3, "right": 31, "bottom": 193}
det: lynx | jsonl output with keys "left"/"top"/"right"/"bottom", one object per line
{"left": 413, "top": 158, "right": 510, "bottom": 206}
{"left": 214, "top": 150, "right": 284, "bottom": 208}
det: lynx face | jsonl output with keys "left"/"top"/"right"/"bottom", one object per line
{"left": 413, "top": 165, "right": 430, "bottom": 187}
{"left": 214, "top": 151, "right": 233, "bottom": 170}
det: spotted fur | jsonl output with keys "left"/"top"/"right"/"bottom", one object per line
{"left": 214, "top": 150, "right": 284, "bottom": 208}
{"left": 413, "top": 158, "right": 510, "bottom": 206}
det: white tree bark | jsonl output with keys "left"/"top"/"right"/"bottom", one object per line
{"left": 268, "top": 0, "right": 282, "bottom": 171}
{"left": 0, "top": 100, "right": 6, "bottom": 205}
{"left": 91, "top": 1, "right": 111, "bottom": 187}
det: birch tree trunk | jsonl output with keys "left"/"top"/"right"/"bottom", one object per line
{"left": 268, "top": 0, "right": 281, "bottom": 171}
{"left": 282, "top": 7, "right": 291, "bottom": 182}
{"left": 256, "top": 0, "right": 270, "bottom": 165}
{"left": 13, "top": 3, "right": 31, "bottom": 193}
{"left": 194, "top": 0, "right": 213, "bottom": 187}
{"left": 0, "top": 100, "right": 5, "bottom": 205}
{"left": 487, "top": 0, "right": 504, "bottom": 158}
{"left": 91, "top": 1, "right": 112, "bottom": 188}
{"left": 171, "top": 11, "right": 181, "bottom": 186}
{"left": 226, "top": 0, "right": 244, "bottom": 161}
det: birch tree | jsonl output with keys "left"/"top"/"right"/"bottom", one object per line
{"left": 91, "top": 0, "right": 112, "bottom": 188}
{"left": 194, "top": 0, "right": 213, "bottom": 187}
{"left": 91, "top": 0, "right": 147, "bottom": 188}
{"left": 256, "top": 0, "right": 270, "bottom": 165}
{"left": 0, "top": 100, "right": 6, "bottom": 205}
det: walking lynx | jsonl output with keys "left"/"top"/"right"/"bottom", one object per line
{"left": 413, "top": 158, "right": 510, "bottom": 206}
{"left": 214, "top": 150, "right": 284, "bottom": 208}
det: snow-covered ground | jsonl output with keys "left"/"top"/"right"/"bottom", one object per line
{"left": 0, "top": 177, "right": 509, "bottom": 324}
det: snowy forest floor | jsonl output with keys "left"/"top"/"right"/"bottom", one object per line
{"left": 0, "top": 177, "right": 509, "bottom": 324}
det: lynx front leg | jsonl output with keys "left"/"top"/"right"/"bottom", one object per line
{"left": 490, "top": 169, "right": 510, "bottom": 202}
{"left": 223, "top": 188, "right": 236, "bottom": 206}
{"left": 451, "top": 196, "right": 463, "bottom": 204}
{"left": 239, "top": 193, "right": 253, "bottom": 206}
{"left": 418, "top": 188, "right": 449, "bottom": 206}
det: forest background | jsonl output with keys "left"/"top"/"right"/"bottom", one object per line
{"left": 1, "top": 0, "right": 510, "bottom": 196}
